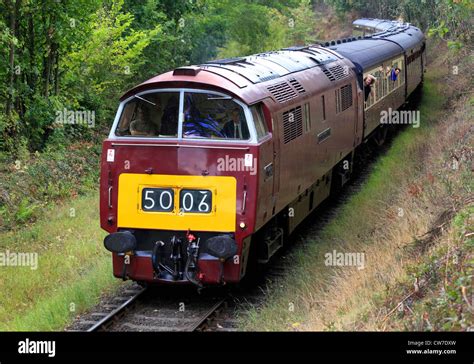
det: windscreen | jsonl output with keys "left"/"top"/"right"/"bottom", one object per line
{"left": 115, "top": 92, "right": 179, "bottom": 138}
{"left": 183, "top": 92, "right": 250, "bottom": 140}
{"left": 114, "top": 91, "right": 252, "bottom": 141}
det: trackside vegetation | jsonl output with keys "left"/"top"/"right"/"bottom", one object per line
{"left": 0, "top": 192, "right": 121, "bottom": 330}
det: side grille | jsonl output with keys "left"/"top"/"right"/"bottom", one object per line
{"left": 340, "top": 84, "right": 353, "bottom": 111}
{"left": 282, "top": 106, "right": 303, "bottom": 144}
{"left": 335, "top": 84, "right": 353, "bottom": 113}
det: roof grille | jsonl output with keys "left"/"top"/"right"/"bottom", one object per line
{"left": 267, "top": 82, "right": 298, "bottom": 103}
{"left": 289, "top": 78, "right": 306, "bottom": 94}
{"left": 322, "top": 68, "right": 336, "bottom": 81}
{"left": 322, "top": 64, "right": 349, "bottom": 82}
{"left": 329, "top": 64, "right": 349, "bottom": 80}
{"left": 259, "top": 74, "right": 280, "bottom": 82}
{"left": 282, "top": 106, "right": 303, "bottom": 144}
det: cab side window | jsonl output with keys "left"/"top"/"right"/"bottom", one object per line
{"left": 251, "top": 104, "right": 269, "bottom": 140}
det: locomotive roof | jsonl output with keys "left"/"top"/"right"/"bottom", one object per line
{"left": 120, "top": 46, "right": 345, "bottom": 103}
{"left": 199, "top": 47, "right": 339, "bottom": 84}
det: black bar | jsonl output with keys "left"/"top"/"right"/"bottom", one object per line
{"left": 0, "top": 332, "right": 472, "bottom": 362}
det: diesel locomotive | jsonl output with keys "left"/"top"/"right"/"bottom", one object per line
{"left": 100, "top": 18, "right": 426, "bottom": 286}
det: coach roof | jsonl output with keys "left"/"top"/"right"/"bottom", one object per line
{"left": 328, "top": 38, "right": 403, "bottom": 70}
{"left": 328, "top": 21, "right": 424, "bottom": 71}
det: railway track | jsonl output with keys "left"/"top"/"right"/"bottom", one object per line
{"left": 68, "top": 284, "right": 230, "bottom": 332}
{"left": 86, "top": 286, "right": 147, "bottom": 332}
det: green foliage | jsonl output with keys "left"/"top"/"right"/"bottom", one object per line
{"left": 427, "top": 20, "right": 450, "bottom": 39}
{"left": 217, "top": 0, "right": 315, "bottom": 58}
{"left": 15, "top": 198, "right": 37, "bottom": 224}
{"left": 0, "top": 140, "right": 101, "bottom": 231}
{"left": 403, "top": 207, "right": 474, "bottom": 331}
{"left": 62, "top": 0, "right": 161, "bottom": 124}
{"left": 447, "top": 40, "right": 463, "bottom": 51}
{"left": 287, "top": 0, "right": 317, "bottom": 45}
{"left": 326, "top": 0, "right": 472, "bottom": 48}
{"left": 22, "top": 94, "right": 63, "bottom": 151}
{"left": 0, "top": 0, "right": 317, "bottom": 157}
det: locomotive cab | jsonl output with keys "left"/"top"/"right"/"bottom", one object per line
{"left": 100, "top": 87, "right": 270, "bottom": 286}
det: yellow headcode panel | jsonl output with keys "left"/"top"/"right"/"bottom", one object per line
{"left": 117, "top": 174, "right": 237, "bottom": 232}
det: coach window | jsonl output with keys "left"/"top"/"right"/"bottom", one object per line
{"left": 182, "top": 92, "right": 250, "bottom": 140}
{"left": 251, "top": 104, "right": 269, "bottom": 140}
{"left": 373, "top": 68, "right": 383, "bottom": 101}
{"left": 382, "top": 65, "right": 388, "bottom": 97}
{"left": 115, "top": 92, "right": 179, "bottom": 138}
{"left": 395, "top": 60, "right": 404, "bottom": 88}
{"left": 365, "top": 75, "right": 375, "bottom": 108}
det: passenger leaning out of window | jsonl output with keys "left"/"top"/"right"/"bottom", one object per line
{"left": 363, "top": 74, "right": 376, "bottom": 101}
{"left": 390, "top": 67, "right": 401, "bottom": 81}
{"left": 385, "top": 66, "right": 401, "bottom": 81}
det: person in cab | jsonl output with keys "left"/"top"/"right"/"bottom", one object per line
{"left": 130, "top": 107, "right": 154, "bottom": 136}
{"left": 222, "top": 108, "right": 250, "bottom": 139}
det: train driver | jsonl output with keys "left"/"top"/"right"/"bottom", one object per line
{"left": 130, "top": 107, "right": 154, "bottom": 136}
{"left": 222, "top": 108, "right": 250, "bottom": 139}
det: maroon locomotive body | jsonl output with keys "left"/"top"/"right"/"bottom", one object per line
{"left": 100, "top": 19, "right": 425, "bottom": 286}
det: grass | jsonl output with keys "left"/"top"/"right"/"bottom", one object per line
{"left": 382, "top": 205, "right": 473, "bottom": 331}
{"left": 0, "top": 140, "right": 101, "bottom": 232}
{"left": 0, "top": 192, "right": 120, "bottom": 331}
{"left": 239, "top": 44, "right": 473, "bottom": 331}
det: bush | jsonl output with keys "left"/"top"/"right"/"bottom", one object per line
{"left": 22, "top": 94, "right": 64, "bottom": 152}
{"left": 0, "top": 140, "right": 100, "bottom": 231}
